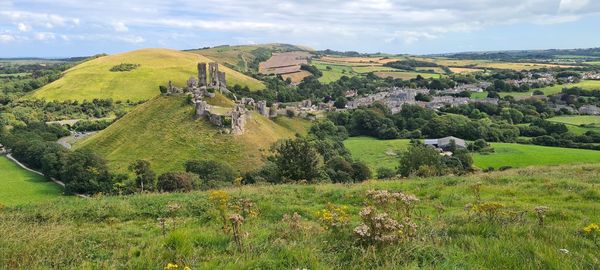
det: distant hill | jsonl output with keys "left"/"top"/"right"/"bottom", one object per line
{"left": 30, "top": 48, "right": 265, "bottom": 102}
{"left": 75, "top": 95, "right": 311, "bottom": 174}
{"left": 188, "top": 43, "right": 313, "bottom": 73}
{"left": 437, "top": 47, "right": 600, "bottom": 61}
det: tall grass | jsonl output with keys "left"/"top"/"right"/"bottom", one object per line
{"left": 1, "top": 164, "right": 599, "bottom": 269}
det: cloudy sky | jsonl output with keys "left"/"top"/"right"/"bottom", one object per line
{"left": 0, "top": 0, "right": 599, "bottom": 57}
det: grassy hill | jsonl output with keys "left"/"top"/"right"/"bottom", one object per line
{"left": 0, "top": 156, "right": 63, "bottom": 206}
{"left": 344, "top": 136, "right": 600, "bottom": 172}
{"left": 30, "top": 48, "right": 265, "bottom": 102}
{"left": 75, "top": 95, "right": 310, "bottom": 174}
{"left": 1, "top": 164, "right": 599, "bottom": 268}
{"left": 190, "top": 44, "right": 312, "bottom": 73}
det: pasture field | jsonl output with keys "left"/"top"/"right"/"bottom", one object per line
{"left": 1, "top": 163, "right": 599, "bottom": 269}
{"left": 0, "top": 156, "right": 63, "bottom": 206}
{"left": 30, "top": 48, "right": 265, "bottom": 102}
{"left": 448, "top": 67, "right": 483, "bottom": 73}
{"left": 491, "top": 80, "right": 600, "bottom": 98}
{"left": 548, "top": 115, "right": 600, "bottom": 125}
{"left": 313, "top": 60, "right": 355, "bottom": 83}
{"left": 344, "top": 136, "right": 410, "bottom": 172}
{"left": 344, "top": 136, "right": 600, "bottom": 171}
{"left": 374, "top": 71, "right": 442, "bottom": 80}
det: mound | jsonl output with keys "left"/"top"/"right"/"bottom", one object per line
{"left": 75, "top": 95, "right": 310, "bottom": 174}
{"left": 30, "top": 48, "right": 265, "bottom": 102}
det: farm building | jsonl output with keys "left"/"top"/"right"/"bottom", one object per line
{"left": 424, "top": 136, "right": 466, "bottom": 151}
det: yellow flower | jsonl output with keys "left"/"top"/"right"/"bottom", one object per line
{"left": 183, "top": 266, "right": 192, "bottom": 270}
{"left": 164, "top": 263, "right": 178, "bottom": 270}
{"left": 583, "top": 223, "right": 599, "bottom": 234}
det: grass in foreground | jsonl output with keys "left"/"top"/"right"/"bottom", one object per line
{"left": 0, "top": 156, "right": 63, "bottom": 206}
{"left": 344, "top": 136, "right": 600, "bottom": 171}
{"left": 1, "top": 164, "right": 598, "bottom": 269}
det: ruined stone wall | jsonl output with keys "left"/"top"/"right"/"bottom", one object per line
{"left": 257, "top": 100, "right": 269, "bottom": 117}
{"left": 231, "top": 104, "right": 247, "bottom": 135}
{"left": 208, "top": 63, "right": 219, "bottom": 88}
{"left": 198, "top": 63, "right": 207, "bottom": 87}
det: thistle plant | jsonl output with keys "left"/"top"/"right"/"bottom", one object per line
{"left": 534, "top": 206, "right": 549, "bottom": 226}
{"left": 354, "top": 189, "right": 419, "bottom": 246}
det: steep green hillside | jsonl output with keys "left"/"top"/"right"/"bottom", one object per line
{"left": 190, "top": 44, "right": 312, "bottom": 73}
{"left": 1, "top": 164, "right": 599, "bottom": 269}
{"left": 75, "top": 95, "right": 310, "bottom": 174}
{"left": 30, "top": 48, "right": 265, "bottom": 102}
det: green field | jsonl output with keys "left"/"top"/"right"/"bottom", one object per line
{"left": 495, "top": 80, "right": 600, "bottom": 98}
{"left": 30, "top": 48, "right": 265, "bottom": 102}
{"left": 548, "top": 115, "right": 600, "bottom": 125}
{"left": 312, "top": 60, "right": 355, "bottom": 83}
{"left": 1, "top": 163, "right": 599, "bottom": 269}
{"left": 0, "top": 156, "right": 63, "bottom": 206}
{"left": 344, "top": 137, "right": 600, "bottom": 171}
{"left": 76, "top": 95, "right": 309, "bottom": 174}
{"left": 473, "top": 143, "right": 600, "bottom": 169}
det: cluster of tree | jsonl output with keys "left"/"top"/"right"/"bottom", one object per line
{"left": 300, "top": 64, "right": 323, "bottom": 78}
{"left": 121, "top": 159, "right": 238, "bottom": 194}
{"left": 383, "top": 59, "right": 439, "bottom": 71}
{"left": 0, "top": 123, "right": 117, "bottom": 194}
{"left": 398, "top": 141, "right": 473, "bottom": 177}
{"left": 72, "top": 119, "right": 114, "bottom": 132}
{"left": 248, "top": 47, "right": 272, "bottom": 72}
{"left": 109, "top": 63, "right": 140, "bottom": 72}
{"left": 244, "top": 120, "right": 371, "bottom": 184}
{"left": 327, "top": 104, "right": 519, "bottom": 142}
{"left": 0, "top": 98, "right": 131, "bottom": 129}
{"left": 316, "top": 49, "right": 366, "bottom": 57}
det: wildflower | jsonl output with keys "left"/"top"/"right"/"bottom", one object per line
{"left": 164, "top": 263, "right": 178, "bottom": 270}
{"left": 583, "top": 223, "right": 599, "bottom": 234}
{"left": 559, "top": 249, "right": 569, "bottom": 254}
{"left": 183, "top": 267, "right": 192, "bottom": 270}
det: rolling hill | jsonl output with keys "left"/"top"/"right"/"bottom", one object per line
{"left": 75, "top": 94, "right": 311, "bottom": 174}
{"left": 30, "top": 48, "right": 265, "bottom": 102}
{"left": 189, "top": 43, "right": 312, "bottom": 73}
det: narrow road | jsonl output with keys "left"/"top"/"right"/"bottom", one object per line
{"left": 57, "top": 131, "right": 97, "bottom": 149}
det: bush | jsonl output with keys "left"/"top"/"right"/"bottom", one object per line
{"left": 157, "top": 172, "right": 196, "bottom": 192}
{"left": 109, "top": 63, "right": 140, "bottom": 72}
{"left": 185, "top": 160, "right": 237, "bottom": 189}
{"left": 376, "top": 167, "right": 396, "bottom": 179}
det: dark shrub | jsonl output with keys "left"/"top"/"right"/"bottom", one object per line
{"left": 157, "top": 172, "right": 196, "bottom": 192}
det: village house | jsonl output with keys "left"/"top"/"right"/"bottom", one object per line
{"left": 579, "top": 104, "right": 600, "bottom": 115}
{"left": 424, "top": 136, "right": 467, "bottom": 151}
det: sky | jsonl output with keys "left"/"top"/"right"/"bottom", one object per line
{"left": 0, "top": 0, "right": 599, "bottom": 57}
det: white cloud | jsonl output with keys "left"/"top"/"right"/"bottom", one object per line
{"left": 113, "top": 22, "right": 128, "bottom": 32}
{"left": 0, "top": 34, "right": 16, "bottom": 43}
{"left": 34, "top": 32, "right": 56, "bottom": 41}
{"left": 17, "top": 23, "right": 31, "bottom": 32}
{"left": 559, "top": 0, "right": 590, "bottom": 12}
{"left": 1, "top": 0, "right": 600, "bottom": 52}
